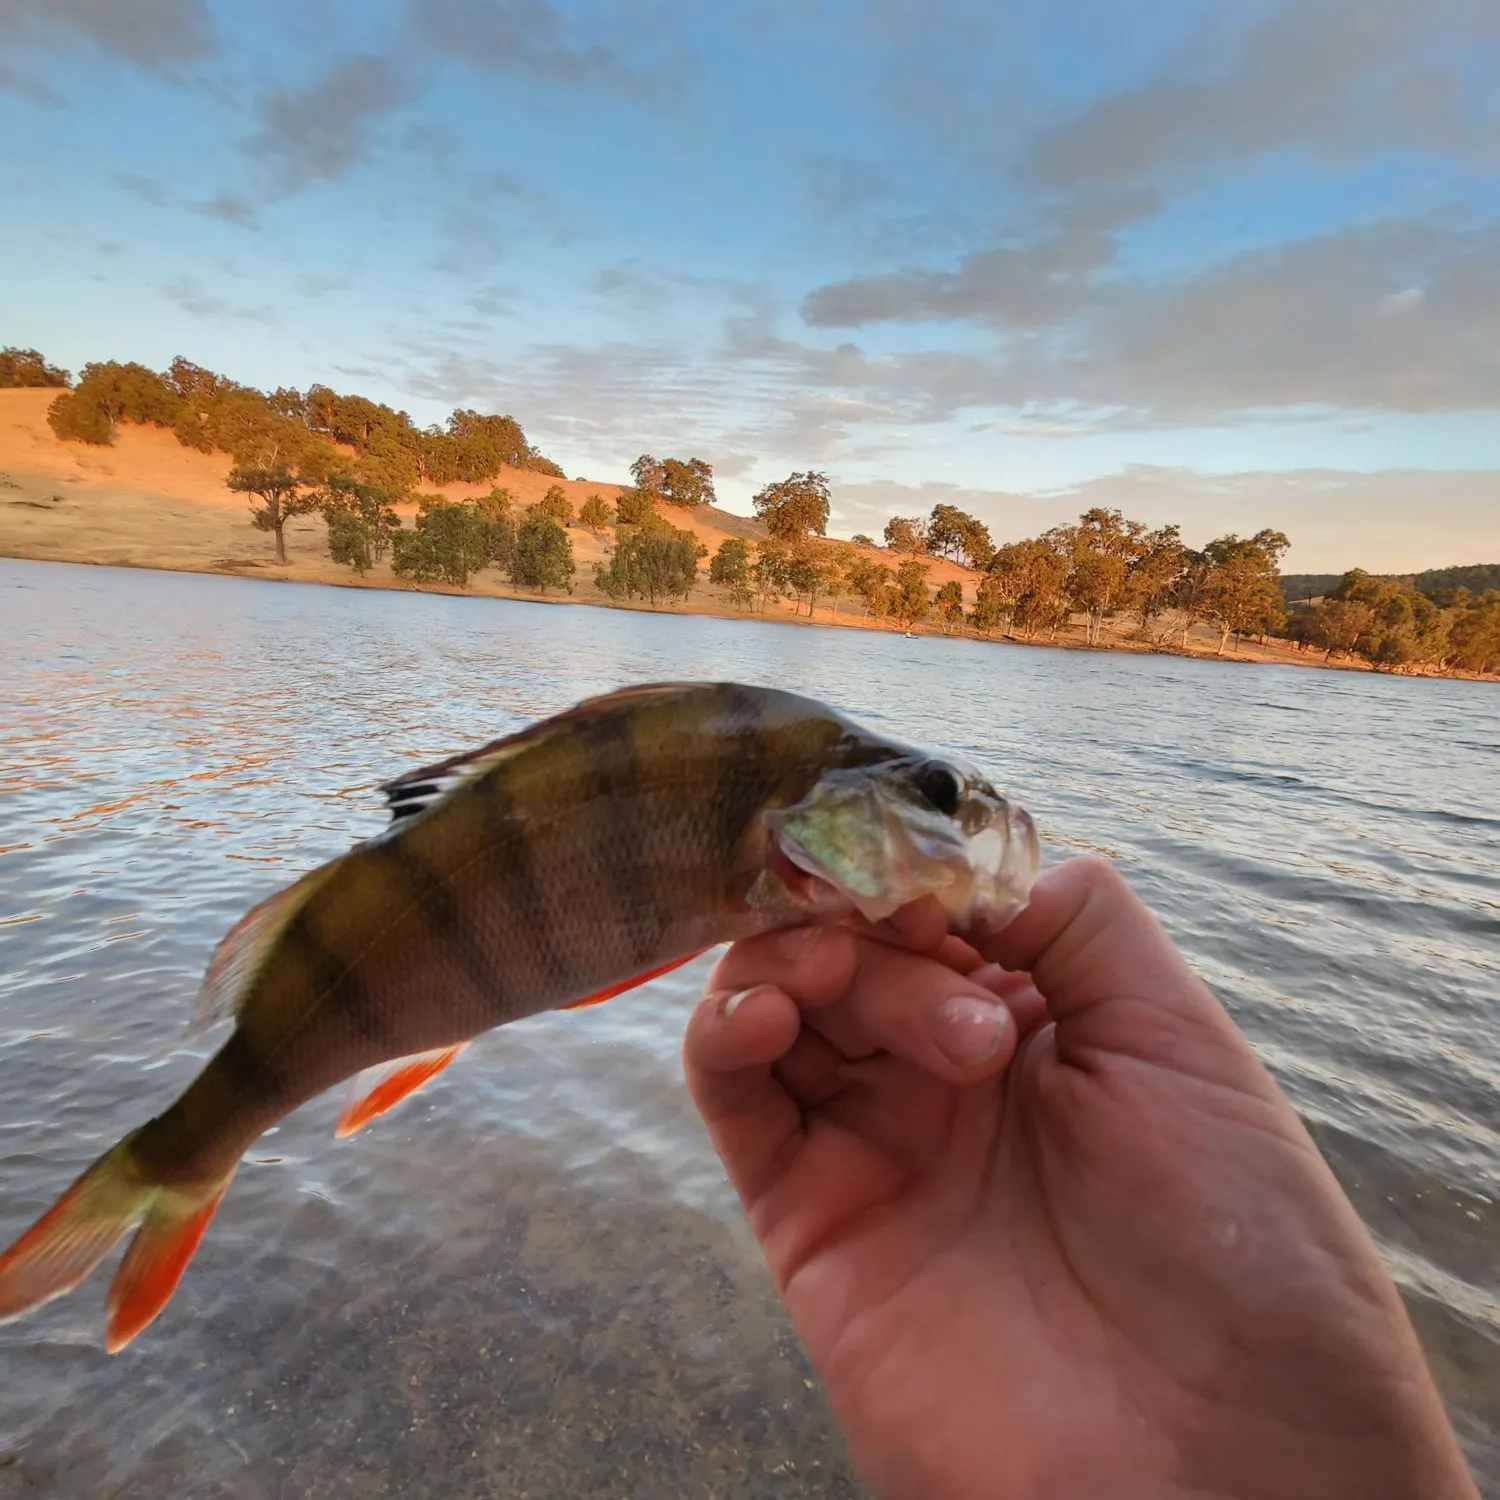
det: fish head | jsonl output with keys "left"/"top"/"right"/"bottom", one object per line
{"left": 761, "top": 743, "right": 1039, "bottom": 940}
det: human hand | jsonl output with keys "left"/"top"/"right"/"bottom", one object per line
{"left": 683, "top": 857, "right": 1476, "bottom": 1500}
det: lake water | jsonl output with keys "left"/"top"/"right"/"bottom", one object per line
{"left": 0, "top": 557, "right": 1496, "bottom": 1498}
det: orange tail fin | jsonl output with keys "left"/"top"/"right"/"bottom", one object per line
{"left": 0, "top": 1131, "right": 234, "bottom": 1353}
{"left": 105, "top": 1179, "right": 232, "bottom": 1353}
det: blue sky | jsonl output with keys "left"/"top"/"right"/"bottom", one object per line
{"left": 1, "top": 0, "right": 1498, "bottom": 569}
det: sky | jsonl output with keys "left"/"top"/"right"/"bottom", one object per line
{"left": 1, "top": 0, "right": 1497, "bottom": 571}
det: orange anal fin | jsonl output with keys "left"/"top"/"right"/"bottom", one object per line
{"left": 335, "top": 1044, "right": 468, "bottom": 1140}
{"left": 104, "top": 1179, "right": 232, "bottom": 1355}
{"left": 559, "top": 950, "right": 708, "bottom": 1011}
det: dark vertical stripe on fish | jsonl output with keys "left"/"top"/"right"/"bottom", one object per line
{"left": 208, "top": 1025, "right": 289, "bottom": 1108}
{"left": 368, "top": 839, "right": 499, "bottom": 1007}
{"left": 476, "top": 767, "right": 572, "bottom": 995}
{"left": 714, "top": 684, "right": 776, "bottom": 871}
{"left": 281, "top": 909, "right": 387, "bottom": 1047}
{"left": 575, "top": 705, "right": 670, "bottom": 969}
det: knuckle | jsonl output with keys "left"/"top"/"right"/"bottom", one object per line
{"left": 1058, "top": 854, "right": 1129, "bottom": 901}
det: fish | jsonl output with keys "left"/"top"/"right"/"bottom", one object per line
{"left": 0, "top": 681, "right": 1039, "bottom": 1352}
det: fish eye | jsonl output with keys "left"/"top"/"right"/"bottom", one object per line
{"left": 914, "top": 760, "right": 963, "bottom": 817}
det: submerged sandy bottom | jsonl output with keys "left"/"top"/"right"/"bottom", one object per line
{"left": 1, "top": 561, "right": 1496, "bottom": 1496}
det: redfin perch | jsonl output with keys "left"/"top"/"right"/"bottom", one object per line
{"left": 0, "top": 682, "right": 1039, "bottom": 1350}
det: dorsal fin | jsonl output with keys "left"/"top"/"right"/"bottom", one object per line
{"left": 187, "top": 866, "right": 332, "bottom": 1035}
{"left": 374, "top": 686, "right": 720, "bottom": 826}
{"left": 377, "top": 742, "right": 518, "bottom": 824}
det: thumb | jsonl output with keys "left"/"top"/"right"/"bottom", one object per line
{"left": 979, "top": 857, "right": 1252, "bottom": 1070}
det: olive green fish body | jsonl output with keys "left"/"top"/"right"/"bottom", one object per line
{"left": 0, "top": 682, "right": 1039, "bottom": 1350}
{"left": 149, "top": 685, "right": 848, "bottom": 1181}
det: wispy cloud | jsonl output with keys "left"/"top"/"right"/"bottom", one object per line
{"left": 406, "top": 0, "right": 674, "bottom": 97}
{"left": 796, "top": 214, "right": 1500, "bottom": 424}
{"left": 0, "top": 58, "right": 58, "bottom": 101}
{"left": 1024, "top": 0, "right": 1499, "bottom": 190}
{"left": 163, "top": 275, "right": 275, "bottom": 324}
{"left": 193, "top": 192, "right": 258, "bottom": 228}
{"left": 115, "top": 171, "right": 175, "bottom": 207}
{"left": 0, "top": 0, "right": 215, "bottom": 72}
{"left": 247, "top": 53, "right": 413, "bottom": 194}
{"left": 793, "top": 0, "right": 1500, "bottom": 434}
{"left": 1054, "top": 217, "right": 1500, "bottom": 419}
{"left": 802, "top": 191, "right": 1159, "bottom": 330}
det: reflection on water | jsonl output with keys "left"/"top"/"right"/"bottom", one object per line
{"left": 1, "top": 559, "right": 1497, "bottom": 1497}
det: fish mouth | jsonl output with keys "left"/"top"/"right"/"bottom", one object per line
{"left": 760, "top": 842, "right": 863, "bottom": 920}
{"left": 765, "top": 795, "right": 1040, "bottom": 938}
{"left": 957, "top": 804, "right": 1040, "bottom": 939}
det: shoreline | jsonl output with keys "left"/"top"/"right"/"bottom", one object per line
{"left": 0, "top": 386, "right": 1491, "bottom": 685}
{"left": 7, "top": 546, "right": 1493, "bottom": 683}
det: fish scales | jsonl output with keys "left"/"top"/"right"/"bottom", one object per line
{"left": 161, "top": 685, "right": 838, "bottom": 1187}
{"left": 0, "top": 681, "right": 1040, "bottom": 1351}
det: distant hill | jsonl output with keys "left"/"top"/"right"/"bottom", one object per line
{"left": 1409, "top": 563, "right": 1500, "bottom": 600}
{"left": 697, "top": 504, "right": 766, "bottom": 543}
{"left": 0, "top": 386, "right": 977, "bottom": 610}
{"left": 1281, "top": 564, "right": 1500, "bottom": 605}
{"left": 1280, "top": 574, "right": 1342, "bottom": 604}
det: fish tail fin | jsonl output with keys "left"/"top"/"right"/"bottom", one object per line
{"left": 0, "top": 1129, "right": 234, "bottom": 1353}
{"left": 0, "top": 1135, "right": 147, "bottom": 1325}
{"left": 105, "top": 1176, "right": 233, "bottom": 1353}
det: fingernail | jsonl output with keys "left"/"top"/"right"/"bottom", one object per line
{"left": 933, "top": 995, "right": 1005, "bottom": 1066}
{"left": 721, "top": 988, "right": 757, "bottom": 1020}
{"left": 775, "top": 925, "right": 823, "bottom": 960}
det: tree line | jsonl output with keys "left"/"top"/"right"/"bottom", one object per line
{"left": 1282, "top": 564, "right": 1500, "bottom": 606}
{"left": 230, "top": 466, "right": 579, "bottom": 593}
{"left": 1287, "top": 572, "right": 1500, "bottom": 675}
{"left": 292, "top": 457, "right": 1500, "bottom": 672}
{"left": 27, "top": 353, "right": 564, "bottom": 488}
{"left": 838, "top": 497, "right": 1499, "bottom": 674}
{"left": 0, "top": 346, "right": 71, "bottom": 388}
{"left": 12, "top": 344, "right": 1494, "bottom": 674}
{"left": 701, "top": 506, "right": 1291, "bottom": 653}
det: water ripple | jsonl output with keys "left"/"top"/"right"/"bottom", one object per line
{"left": 1, "top": 560, "right": 1497, "bottom": 1496}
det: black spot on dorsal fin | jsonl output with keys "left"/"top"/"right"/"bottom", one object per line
{"left": 376, "top": 734, "right": 524, "bottom": 825}
{"left": 379, "top": 769, "right": 471, "bottom": 823}
{"left": 383, "top": 780, "right": 444, "bottom": 821}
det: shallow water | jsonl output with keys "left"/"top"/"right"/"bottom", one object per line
{"left": 1, "top": 558, "right": 1496, "bottom": 1497}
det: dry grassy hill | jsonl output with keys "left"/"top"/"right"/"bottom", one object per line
{"left": 0, "top": 388, "right": 966, "bottom": 629}
{"left": 0, "top": 388, "right": 1339, "bottom": 668}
